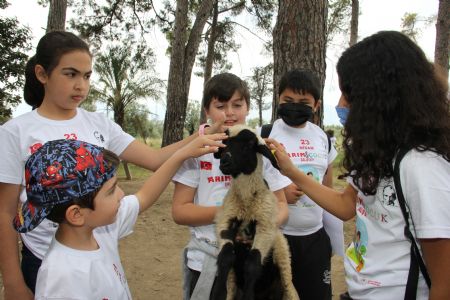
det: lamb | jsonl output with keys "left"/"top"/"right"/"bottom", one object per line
{"left": 210, "top": 124, "right": 299, "bottom": 300}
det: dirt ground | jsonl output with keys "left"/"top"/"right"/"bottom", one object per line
{"left": 0, "top": 179, "right": 354, "bottom": 300}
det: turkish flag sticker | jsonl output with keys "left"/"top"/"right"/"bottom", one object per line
{"left": 200, "top": 161, "right": 212, "bottom": 170}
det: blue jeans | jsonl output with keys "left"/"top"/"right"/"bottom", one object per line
{"left": 20, "top": 244, "right": 42, "bottom": 293}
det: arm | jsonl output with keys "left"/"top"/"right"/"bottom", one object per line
{"left": 134, "top": 133, "right": 226, "bottom": 214}
{"left": 267, "top": 139, "right": 356, "bottom": 221}
{"left": 0, "top": 183, "right": 34, "bottom": 300}
{"left": 322, "top": 164, "right": 333, "bottom": 188}
{"left": 172, "top": 182, "right": 219, "bottom": 226}
{"left": 420, "top": 238, "right": 450, "bottom": 300}
{"left": 273, "top": 189, "right": 288, "bottom": 226}
{"left": 120, "top": 120, "right": 226, "bottom": 171}
{"left": 283, "top": 183, "right": 304, "bottom": 204}
{"left": 120, "top": 137, "right": 198, "bottom": 172}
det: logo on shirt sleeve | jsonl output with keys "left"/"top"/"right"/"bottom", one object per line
{"left": 200, "top": 161, "right": 212, "bottom": 170}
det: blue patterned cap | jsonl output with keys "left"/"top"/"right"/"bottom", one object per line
{"left": 13, "top": 139, "right": 118, "bottom": 233}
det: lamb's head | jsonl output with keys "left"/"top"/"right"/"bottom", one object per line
{"left": 214, "top": 124, "right": 279, "bottom": 178}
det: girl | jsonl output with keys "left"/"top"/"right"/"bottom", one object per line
{"left": 171, "top": 73, "right": 290, "bottom": 299}
{"left": 0, "top": 31, "right": 222, "bottom": 300}
{"left": 268, "top": 31, "right": 450, "bottom": 300}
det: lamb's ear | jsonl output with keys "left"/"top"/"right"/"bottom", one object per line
{"left": 257, "top": 144, "right": 280, "bottom": 170}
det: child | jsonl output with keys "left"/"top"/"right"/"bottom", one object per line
{"left": 0, "top": 31, "right": 222, "bottom": 299}
{"left": 268, "top": 31, "right": 450, "bottom": 300}
{"left": 13, "top": 136, "right": 225, "bottom": 299}
{"left": 259, "top": 69, "right": 343, "bottom": 300}
{"left": 171, "top": 73, "right": 291, "bottom": 299}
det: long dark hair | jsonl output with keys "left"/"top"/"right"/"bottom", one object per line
{"left": 337, "top": 31, "right": 450, "bottom": 195}
{"left": 24, "top": 31, "right": 91, "bottom": 108}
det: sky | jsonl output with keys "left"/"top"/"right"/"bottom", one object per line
{"left": 2, "top": 0, "right": 441, "bottom": 125}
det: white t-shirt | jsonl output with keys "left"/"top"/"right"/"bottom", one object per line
{"left": 35, "top": 195, "right": 139, "bottom": 300}
{"left": 0, "top": 108, "right": 134, "bottom": 259}
{"left": 259, "top": 119, "right": 338, "bottom": 236}
{"left": 173, "top": 152, "right": 291, "bottom": 271}
{"left": 345, "top": 150, "right": 450, "bottom": 300}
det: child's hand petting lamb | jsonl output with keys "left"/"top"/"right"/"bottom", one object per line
{"left": 265, "top": 138, "right": 298, "bottom": 177}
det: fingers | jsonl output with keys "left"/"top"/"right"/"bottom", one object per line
{"left": 207, "top": 113, "right": 226, "bottom": 134}
{"left": 203, "top": 133, "right": 228, "bottom": 142}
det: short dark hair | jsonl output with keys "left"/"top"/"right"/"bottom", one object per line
{"left": 24, "top": 31, "right": 91, "bottom": 108}
{"left": 46, "top": 149, "right": 120, "bottom": 224}
{"left": 278, "top": 69, "right": 321, "bottom": 101}
{"left": 202, "top": 73, "right": 250, "bottom": 110}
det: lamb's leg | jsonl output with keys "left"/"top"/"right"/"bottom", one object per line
{"left": 212, "top": 218, "right": 242, "bottom": 300}
{"left": 242, "top": 248, "right": 263, "bottom": 300}
{"left": 211, "top": 242, "right": 235, "bottom": 300}
{"left": 251, "top": 220, "right": 277, "bottom": 261}
{"left": 225, "top": 269, "right": 236, "bottom": 300}
{"left": 272, "top": 232, "right": 299, "bottom": 300}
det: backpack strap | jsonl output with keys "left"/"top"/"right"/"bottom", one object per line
{"left": 260, "top": 124, "right": 273, "bottom": 138}
{"left": 393, "top": 148, "right": 431, "bottom": 300}
{"left": 326, "top": 134, "right": 331, "bottom": 154}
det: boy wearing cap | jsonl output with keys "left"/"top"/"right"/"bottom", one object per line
{"left": 14, "top": 136, "right": 225, "bottom": 299}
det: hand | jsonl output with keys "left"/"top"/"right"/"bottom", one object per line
{"left": 205, "top": 112, "right": 226, "bottom": 134}
{"left": 4, "top": 284, "right": 34, "bottom": 300}
{"left": 284, "top": 183, "right": 304, "bottom": 204}
{"left": 265, "top": 138, "right": 297, "bottom": 177}
{"left": 178, "top": 133, "right": 227, "bottom": 159}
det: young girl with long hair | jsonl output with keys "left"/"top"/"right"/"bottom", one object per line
{"left": 269, "top": 31, "right": 450, "bottom": 300}
{"left": 0, "top": 31, "right": 223, "bottom": 300}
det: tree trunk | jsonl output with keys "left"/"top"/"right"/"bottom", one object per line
{"left": 114, "top": 104, "right": 131, "bottom": 180}
{"left": 162, "top": 0, "right": 215, "bottom": 146}
{"left": 200, "top": 0, "right": 219, "bottom": 124}
{"left": 46, "top": 0, "right": 67, "bottom": 32}
{"left": 349, "top": 0, "right": 359, "bottom": 46}
{"left": 272, "top": 0, "right": 328, "bottom": 127}
{"left": 122, "top": 161, "right": 132, "bottom": 180}
{"left": 434, "top": 0, "right": 450, "bottom": 80}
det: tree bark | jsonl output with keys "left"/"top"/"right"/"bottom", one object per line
{"left": 272, "top": 0, "right": 328, "bottom": 127}
{"left": 349, "top": 0, "right": 359, "bottom": 46}
{"left": 434, "top": 0, "right": 450, "bottom": 80}
{"left": 162, "top": 0, "right": 214, "bottom": 146}
{"left": 200, "top": 1, "right": 219, "bottom": 124}
{"left": 46, "top": 0, "right": 67, "bottom": 32}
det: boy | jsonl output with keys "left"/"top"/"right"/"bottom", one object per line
{"left": 259, "top": 69, "right": 343, "bottom": 300}
{"left": 171, "top": 73, "right": 291, "bottom": 299}
{"left": 13, "top": 136, "right": 225, "bottom": 299}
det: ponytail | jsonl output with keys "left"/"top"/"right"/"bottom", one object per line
{"left": 24, "top": 56, "right": 45, "bottom": 108}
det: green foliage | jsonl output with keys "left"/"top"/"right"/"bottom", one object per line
{"left": 88, "top": 42, "right": 164, "bottom": 127}
{"left": 327, "top": 0, "right": 352, "bottom": 44}
{"left": 248, "top": 63, "right": 272, "bottom": 125}
{"left": 157, "top": 0, "right": 276, "bottom": 77}
{"left": 246, "top": 117, "right": 265, "bottom": 129}
{"left": 69, "top": 0, "right": 155, "bottom": 49}
{"left": 401, "top": 12, "right": 420, "bottom": 42}
{"left": 123, "top": 104, "right": 163, "bottom": 143}
{"left": 184, "top": 101, "right": 201, "bottom": 135}
{"left": 0, "top": 0, "right": 31, "bottom": 123}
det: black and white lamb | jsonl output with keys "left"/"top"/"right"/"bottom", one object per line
{"left": 211, "top": 124, "right": 299, "bottom": 300}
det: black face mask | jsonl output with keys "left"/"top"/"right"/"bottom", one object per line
{"left": 277, "top": 103, "right": 313, "bottom": 126}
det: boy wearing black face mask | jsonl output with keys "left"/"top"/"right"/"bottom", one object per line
{"left": 259, "top": 69, "right": 343, "bottom": 300}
